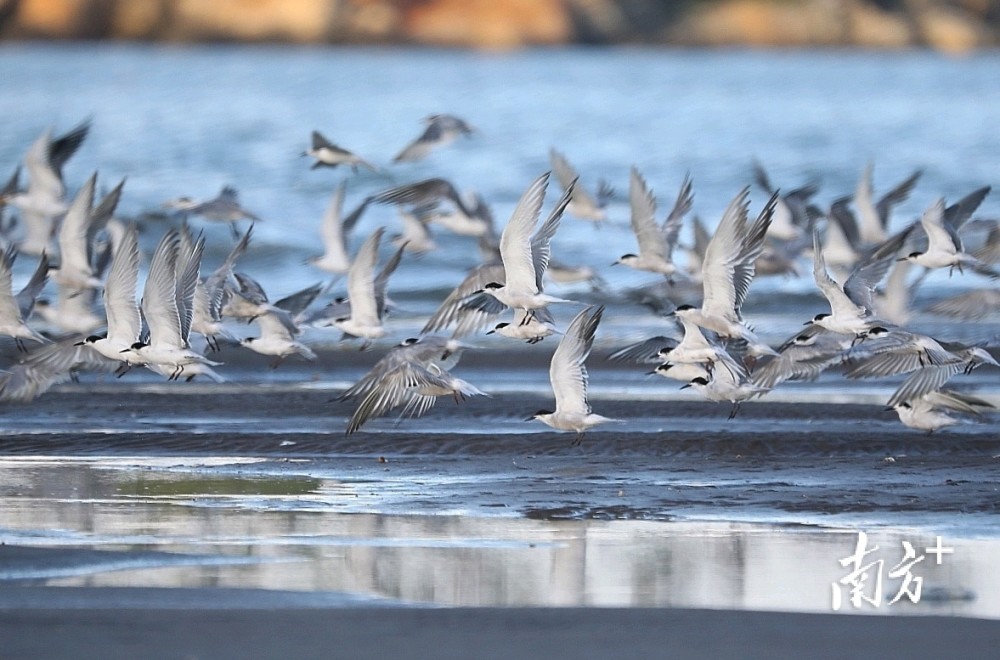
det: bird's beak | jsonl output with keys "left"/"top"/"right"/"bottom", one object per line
{"left": 486, "top": 330, "right": 495, "bottom": 335}
{"left": 523, "top": 414, "right": 536, "bottom": 421}
{"left": 73, "top": 341, "right": 84, "bottom": 346}
{"left": 895, "top": 257, "right": 907, "bottom": 262}
{"left": 680, "top": 383, "right": 692, "bottom": 390}
{"left": 883, "top": 406, "right": 895, "bottom": 412}
{"left": 802, "top": 320, "right": 813, "bottom": 325}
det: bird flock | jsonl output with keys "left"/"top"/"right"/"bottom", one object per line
{"left": 0, "top": 115, "right": 998, "bottom": 439}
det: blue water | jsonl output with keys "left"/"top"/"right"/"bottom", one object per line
{"left": 1, "top": 44, "right": 998, "bottom": 327}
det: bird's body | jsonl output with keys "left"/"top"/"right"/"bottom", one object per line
{"left": 675, "top": 187, "right": 778, "bottom": 358}
{"left": 549, "top": 148, "right": 612, "bottom": 224}
{"left": 901, "top": 197, "right": 997, "bottom": 276}
{"left": 0, "top": 247, "right": 48, "bottom": 349}
{"left": 241, "top": 309, "right": 317, "bottom": 366}
{"left": 79, "top": 223, "right": 142, "bottom": 367}
{"left": 530, "top": 305, "right": 616, "bottom": 444}
{"left": 125, "top": 230, "right": 221, "bottom": 379}
{"left": 304, "top": 131, "right": 376, "bottom": 171}
{"left": 473, "top": 172, "right": 577, "bottom": 317}
{"left": 892, "top": 390, "right": 993, "bottom": 433}
{"left": 487, "top": 306, "right": 559, "bottom": 344}
{"left": 615, "top": 169, "right": 690, "bottom": 279}
{"left": 393, "top": 114, "right": 474, "bottom": 163}
{"left": 340, "top": 336, "right": 481, "bottom": 434}
{"left": 333, "top": 227, "right": 402, "bottom": 346}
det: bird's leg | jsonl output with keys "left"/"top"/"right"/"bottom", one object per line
{"left": 269, "top": 356, "right": 284, "bottom": 370}
{"left": 229, "top": 222, "right": 240, "bottom": 240}
{"left": 728, "top": 401, "right": 741, "bottom": 420}
{"left": 186, "top": 374, "right": 196, "bottom": 382}
{"left": 571, "top": 432, "right": 584, "bottom": 447}
{"left": 114, "top": 363, "right": 132, "bottom": 378}
{"left": 15, "top": 338, "right": 25, "bottom": 353}
{"left": 519, "top": 310, "right": 536, "bottom": 326}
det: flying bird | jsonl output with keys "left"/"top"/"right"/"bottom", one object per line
{"left": 393, "top": 114, "right": 474, "bottom": 163}
{"left": 303, "top": 130, "right": 377, "bottom": 172}
{"left": 528, "top": 305, "right": 617, "bottom": 444}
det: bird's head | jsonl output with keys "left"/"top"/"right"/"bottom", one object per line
{"left": 650, "top": 363, "right": 674, "bottom": 376}
{"left": 673, "top": 304, "right": 697, "bottom": 317}
{"left": 526, "top": 409, "right": 552, "bottom": 421}
{"left": 76, "top": 333, "right": 106, "bottom": 346}
{"left": 681, "top": 376, "right": 710, "bottom": 389}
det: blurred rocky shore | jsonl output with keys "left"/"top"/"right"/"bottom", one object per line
{"left": 0, "top": 0, "right": 997, "bottom": 51}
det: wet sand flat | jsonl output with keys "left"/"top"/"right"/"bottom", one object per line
{"left": 2, "top": 381, "right": 999, "bottom": 659}
{"left": 3, "top": 606, "right": 1000, "bottom": 660}
{"left": 2, "top": 387, "right": 998, "bottom": 525}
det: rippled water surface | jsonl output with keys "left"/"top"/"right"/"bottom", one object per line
{"left": 2, "top": 44, "right": 999, "bottom": 303}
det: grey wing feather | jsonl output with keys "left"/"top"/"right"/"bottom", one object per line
{"left": 175, "top": 233, "right": 204, "bottom": 343}
{"left": 924, "top": 289, "right": 1000, "bottom": 320}
{"left": 944, "top": 186, "right": 990, "bottom": 233}
{"left": 48, "top": 119, "right": 91, "bottom": 178}
{"left": 530, "top": 177, "right": 573, "bottom": 290}
{"left": 662, "top": 174, "right": 693, "bottom": 254}
{"left": 374, "top": 241, "right": 406, "bottom": 319}
{"left": 608, "top": 336, "right": 678, "bottom": 364}
{"left": 421, "top": 263, "right": 506, "bottom": 336}
{"left": 732, "top": 191, "right": 777, "bottom": 313}
{"left": 844, "top": 224, "right": 914, "bottom": 310}
{"left": 875, "top": 169, "right": 922, "bottom": 228}
{"left": 886, "top": 362, "right": 965, "bottom": 408}
{"left": 15, "top": 252, "right": 50, "bottom": 320}
{"left": 460, "top": 291, "right": 508, "bottom": 317}
{"left": 275, "top": 283, "right": 323, "bottom": 318}
{"left": 0, "top": 338, "right": 118, "bottom": 403}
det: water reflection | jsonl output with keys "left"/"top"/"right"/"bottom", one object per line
{"left": 0, "top": 460, "right": 996, "bottom": 617}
